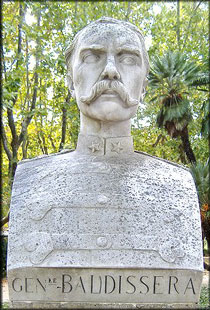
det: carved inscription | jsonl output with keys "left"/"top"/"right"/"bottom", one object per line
{"left": 9, "top": 268, "right": 200, "bottom": 304}
{"left": 11, "top": 274, "right": 196, "bottom": 295}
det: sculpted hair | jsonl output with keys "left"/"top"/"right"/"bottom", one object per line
{"left": 65, "top": 17, "right": 150, "bottom": 78}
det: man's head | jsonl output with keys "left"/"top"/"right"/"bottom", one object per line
{"left": 65, "top": 17, "right": 149, "bottom": 122}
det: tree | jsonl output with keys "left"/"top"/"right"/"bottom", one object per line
{"left": 149, "top": 51, "right": 200, "bottom": 164}
{"left": 190, "top": 60, "right": 210, "bottom": 142}
{"left": 189, "top": 59, "right": 210, "bottom": 262}
{"left": 190, "top": 159, "right": 210, "bottom": 257}
{"left": 1, "top": 2, "right": 42, "bottom": 184}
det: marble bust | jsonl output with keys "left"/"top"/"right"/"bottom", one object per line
{"left": 7, "top": 18, "right": 203, "bottom": 308}
{"left": 65, "top": 17, "right": 149, "bottom": 154}
{"left": 65, "top": 17, "right": 149, "bottom": 147}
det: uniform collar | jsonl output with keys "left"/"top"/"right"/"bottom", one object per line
{"left": 76, "top": 134, "right": 134, "bottom": 156}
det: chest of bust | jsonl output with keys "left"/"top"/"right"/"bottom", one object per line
{"left": 8, "top": 152, "right": 202, "bottom": 270}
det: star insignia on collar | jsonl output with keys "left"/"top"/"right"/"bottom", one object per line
{"left": 111, "top": 141, "right": 123, "bottom": 153}
{"left": 88, "top": 142, "right": 101, "bottom": 153}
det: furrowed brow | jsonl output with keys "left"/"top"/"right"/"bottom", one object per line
{"left": 80, "top": 45, "right": 106, "bottom": 54}
{"left": 116, "top": 46, "right": 141, "bottom": 57}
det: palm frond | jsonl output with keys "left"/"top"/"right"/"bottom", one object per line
{"left": 157, "top": 98, "right": 192, "bottom": 131}
{"left": 201, "top": 99, "right": 210, "bottom": 138}
{"left": 150, "top": 51, "right": 202, "bottom": 140}
{"left": 190, "top": 73, "right": 209, "bottom": 87}
{"left": 149, "top": 51, "right": 200, "bottom": 90}
{"left": 190, "top": 159, "right": 210, "bottom": 206}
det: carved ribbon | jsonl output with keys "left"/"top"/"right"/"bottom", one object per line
{"left": 24, "top": 232, "right": 53, "bottom": 264}
{"left": 24, "top": 232, "right": 185, "bottom": 265}
{"left": 26, "top": 190, "right": 182, "bottom": 223}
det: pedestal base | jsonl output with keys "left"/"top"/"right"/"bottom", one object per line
{"left": 9, "top": 301, "right": 200, "bottom": 309}
{"left": 8, "top": 268, "right": 203, "bottom": 307}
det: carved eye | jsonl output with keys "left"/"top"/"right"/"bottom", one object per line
{"left": 120, "top": 55, "right": 137, "bottom": 65}
{"left": 83, "top": 53, "right": 99, "bottom": 64}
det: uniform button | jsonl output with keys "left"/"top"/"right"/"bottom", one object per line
{"left": 97, "top": 194, "right": 109, "bottom": 204}
{"left": 96, "top": 236, "right": 108, "bottom": 248}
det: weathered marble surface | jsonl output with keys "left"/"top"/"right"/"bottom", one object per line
{"left": 8, "top": 150, "right": 202, "bottom": 269}
{"left": 9, "top": 302, "right": 201, "bottom": 309}
{"left": 9, "top": 268, "right": 202, "bottom": 304}
{"left": 8, "top": 149, "right": 203, "bottom": 306}
{"left": 7, "top": 16, "right": 203, "bottom": 308}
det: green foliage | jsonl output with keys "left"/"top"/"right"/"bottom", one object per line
{"left": 149, "top": 52, "right": 199, "bottom": 92}
{"left": 132, "top": 126, "right": 184, "bottom": 164}
{"left": 157, "top": 98, "right": 192, "bottom": 131}
{"left": 191, "top": 73, "right": 209, "bottom": 88}
{"left": 190, "top": 59, "right": 209, "bottom": 89}
{"left": 189, "top": 59, "right": 210, "bottom": 140}
{"left": 190, "top": 159, "right": 210, "bottom": 207}
{"left": 199, "top": 286, "right": 210, "bottom": 307}
{"left": 2, "top": 1, "right": 209, "bottom": 223}
{"left": 148, "top": 51, "right": 200, "bottom": 146}
{"left": 201, "top": 100, "right": 210, "bottom": 138}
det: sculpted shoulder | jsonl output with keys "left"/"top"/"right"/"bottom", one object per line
{"left": 133, "top": 150, "right": 194, "bottom": 185}
{"left": 17, "top": 149, "right": 75, "bottom": 167}
{"left": 13, "top": 149, "right": 76, "bottom": 183}
{"left": 14, "top": 148, "right": 194, "bottom": 191}
{"left": 134, "top": 150, "right": 189, "bottom": 171}
{"left": 12, "top": 149, "right": 77, "bottom": 197}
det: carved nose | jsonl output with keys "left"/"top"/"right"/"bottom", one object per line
{"left": 101, "top": 60, "right": 120, "bottom": 80}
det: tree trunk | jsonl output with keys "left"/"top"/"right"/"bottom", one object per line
{"left": 203, "top": 220, "right": 210, "bottom": 252}
{"left": 59, "top": 106, "right": 67, "bottom": 151}
{"left": 203, "top": 227, "right": 210, "bottom": 271}
{"left": 10, "top": 158, "right": 18, "bottom": 186}
{"left": 48, "top": 134, "right": 56, "bottom": 152}
{"left": 176, "top": 0, "right": 180, "bottom": 50}
{"left": 125, "top": 2, "right": 131, "bottom": 21}
{"left": 41, "top": 133, "right": 48, "bottom": 155}
{"left": 152, "top": 134, "right": 163, "bottom": 147}
{"left": 59, "top": 90, "right": 71, "bottom": 151}
{"left": 180, "top": 127, "right": 196, "bottom": 164}
{"left": 182, "top": 1, "right": 202, "bottom": 48}
{"left": 22, "top": 133, "right": 28, "bottom": 159}
{"left": 178, "top": 143, "right": 187, "bottom": 164}
{"left": 1, "top": 212, "right": 10, "bottom": 227}
{"left": 2, "top": 4, "right": 41, "bottom": 186}
{"left": 204, "top": 262, "right": 210, "bottom": 271}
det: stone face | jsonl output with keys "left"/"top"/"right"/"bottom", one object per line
{"left": 66, "top": 17, "right": 149, "bottom": 130}
{"left": 8, "top": 149, "right": 203, "bottom": 307}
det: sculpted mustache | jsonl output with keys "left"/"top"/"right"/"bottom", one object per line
{"left": 80, "top": 80, "right": 139, "bottom": 107}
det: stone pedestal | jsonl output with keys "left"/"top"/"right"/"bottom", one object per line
{"left": 9, "top": 268, "right": 202, "bottom": 309}
{"left": 7, "top": 150, "right": 203, "bottom": 308}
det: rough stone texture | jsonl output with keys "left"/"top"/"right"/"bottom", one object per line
{"left": 8, "top": 149, "right": 203, "bottom": 306}
{"left": 8, "top": 150, "right": 202, "bottom": 270}
{"left": 7, "top": 17, "right": 203, "bottom": 308}
{"left": 9, "top": 267, "right": 202, "bottom": 303}
{"left": 9, "top": 303, "right": 201, "bottom": 309}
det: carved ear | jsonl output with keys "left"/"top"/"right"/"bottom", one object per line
{"left": 66, "top": 73, "right": 76, "bottom": 99}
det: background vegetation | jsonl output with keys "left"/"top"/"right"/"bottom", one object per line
{"left": 2, "top": 1, "right": 209, "bottom": 256}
